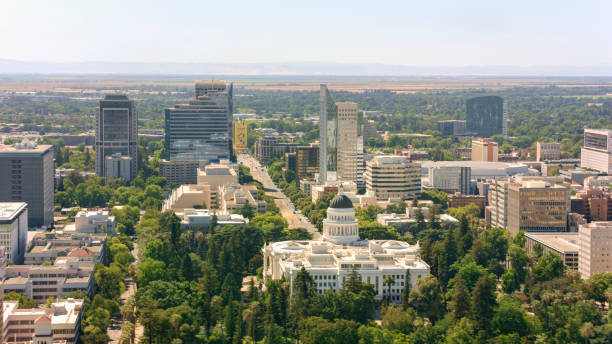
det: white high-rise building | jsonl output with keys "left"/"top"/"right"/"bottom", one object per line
{"left": 579, "top": 221, "right": 612, "bottom": 278}
{"left": 580, "top": 129, "right": 612, "bottom": 174}
{"left": 0, "top": 202, "right": 28, "bottom": 264}
{"left": 365, "top": 156, "right": 421, "bottom": 202}
{"left": 337, "top": 102, "right": 360, "bottom": 183}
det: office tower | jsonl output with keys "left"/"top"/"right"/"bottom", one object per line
{"left": 159, "top": 159, "right": 199, "bottom": 186}
{"left": 254, "top": 136, "right": 297, "bottom": 164}
{"left": 365, "top": 156, "right": 421, "bottom": 202}
{"left": 536, "top": 142, "right": 561, "bottom": 161}
{"left": 104, "top": 153, "right": 133, "bottom": 181}
{"left": 319, "top": 84, "right": 338, "bottom": 183}
{"left": 0, "top": 141, "right": 54, "bottom": 227}
{"left": 285, "top": 145, "right": 319, "bottom": 185}
{"left": 437, "top": 120, "right": 466, "bottom": 137}
{"left": 95, "top": 94, "right": 138, "bottom": 180}
{"left": 233, "top": 120, "right": 248, "bottom": 153}
{"left": 579, "top": 221, "right": 612, "bottom": 278}
{"left": 472, "top": 138, "right": 499, "bottom": 162}
{"left": 0, "top": 202, "right": 27, "bottom": 264}
{"left": 466, "top": 96, "right": 506, "bottom": 137}
{"left": 428, "top": 166, "right": 471, "bottom": 195}
{"left": 580, "top": 129, "right": 612, "bottom": 173}
{"left": 337, "top": 102, "right": 359, "bottom": 183}
{"left": 165, "top": 80, "right": 233, "bottom": 163}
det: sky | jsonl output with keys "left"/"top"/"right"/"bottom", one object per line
{"left": 1, "top": 0, "right": 611, "bottom": 66}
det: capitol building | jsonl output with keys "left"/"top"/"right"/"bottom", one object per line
{"left": 263, "top": 194, "right": 430, "bottom": 301}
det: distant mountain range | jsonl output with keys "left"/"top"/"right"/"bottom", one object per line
{"left": 1, "top": 59, "right": 611, "bottom": 76}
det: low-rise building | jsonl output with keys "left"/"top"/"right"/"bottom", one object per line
{"left": 1, "top": 298, "right": 84, "bottom": 343}
{"left": 376, "top": 205, "right": 458, "bottom": 229}
{"left": 0, "top": 202, "right": 28, "bottom": 264}
{"left": 536, "top": 142, "right": 561, "bottom": 161}
{"left": 175, "top": 208, "right": 247, "bottom": 231}
{"left": 218, "top": 184, "right": 266, "bottom": 214}
{"left": 525, "top": 233, "right": 579, "bottom": 269}
{"left": 163, "top": 184, "right": 213, "bottom": 212}
{"left": 447, "top": 193, "right": 487, "bottom": 215}
{"left": 64, "top": 209, "right": 115, "bottom": 234}
{"left": 24, "top": 231, "right": 106, "bottom": 265}
{"left": 437, "top": 120, "right": 466, "bottom": 137}
{"left": 197, "top": 164, "right": 239, "bottom": 207}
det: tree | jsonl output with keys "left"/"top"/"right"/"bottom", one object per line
{"left": 409, "top": 275, "right": 445, "bottom": 322}
{"left": 3, "top": 292, "right": 38, "bottom": 308}
{"left": 446, "top": 318, "right": 476, "bottom": 344}
{"left": 383, "top": 275, "right": 395, "bottom": 301}
{"left": 449, "top": 276, "right": 471, "bottom": 322}
{"left": 401, "top": 269, "right": 411, "bottom": 309}
{"left": 533, "top": 252, "right": 565, "bottom": 282}
{"left": 235, "top": 203, "right": 256, "bottom": 219}
{"left": 491, "top": 297, "right": 529, "bottom": 337}
{"left": 508, "top": 245, "right": 529, "bottom": 284}
{"left": 470, "top": 274, "right": 497, "bottom": 331}
{"left": 381, "top": 304, "right": 417, "bottom": 335}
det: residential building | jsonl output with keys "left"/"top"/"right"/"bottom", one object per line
{"left": 174, "top": 208, "right": 247, "bottom": 231}
{"left": 233, "top": 120, "right": 248, "bottom": 152}
{"left": 472, "top": 138, "right": 499, "bottom": 162}
{"left": 159, "top": 159, "right": 198, "bottom": 186}
{"left": 104, "top": 153, "right": 133, "bottom": 181}
{"left": 24, "top": 231, "right": 106, "bottom": 265}
{"left": 447, "top": 193, "right": 487, "bottom": 215}
{"left": 95, "top": 94, "right": 138, "bottom": 180}
{"left": 0, "top": 203, "right": 27, "bottom": 264}
{"left": 580, "top": 129, "right": 612, "bottom": 173}
{"left": 437, "top": 120, "right": 466, "bottom": 137}
{"left": 536, "top": 142, "right": 561, "bottom": 161}
{"left": 525, "top": 233, "right": 579, "bottom": 269}
{"left": 254, "top": 136, "right": 297, "bottom": 164}
{"left": 0, "top": 258, "right": 94, "bottom": 302}
{"left": 165, "top": 80, "right": 233, "bottom": 163}
{"left": 426, "top": 166, "right": 471, "bottom": 194}
{"left": 365, "top": 156, "right": 421, "bottom": 202}
{"left": 579, "top": 222, "right": 612, "bottom": 278}
{"left": 263, "top": 194, "right": 430, "bottom": 302}
{"left": 1, "top": 298, "right": 84, "bottom": 344}
{"left": 465, "top": 95, "right": 506, "bottom": 137}
{"left": 0, "top": 141, "right": 54, "bottom": 227}
{"left": 218, "top": 184, "right": 267, "bottom": 214}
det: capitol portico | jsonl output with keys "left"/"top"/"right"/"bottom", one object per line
{"left": 262, "top": 194, "right": 430, "bottom": 301}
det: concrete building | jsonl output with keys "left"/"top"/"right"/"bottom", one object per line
{"left": 377, "top": 205, "right": 459, "bottom": 229}
{"left": 218, "top": 184, "right": 267, "bottom": 214}
{"left": 263, "top": 194, "right": 430, "bottom": 302}
{"left": 159, "top": 159, "right": 198, "bottom": 186}
{"left": 465, "top": 96, "right": 506, "bottom": 137}
{"left": 197, "top": 164, "right": 239, "bottom": 207}
{"left": 0, "top": 258, "right": 94, "bottom": 302}
{"left": 174, "top": 208, "right": 247, "bottom": 231}
{"left": 419, "top": 161, "right": 529, "bottom": 179}
{"left": 1, "top": 298, "right": 84, "bottom": 343}
{"left": 579, "top": 222, "right": 612, "bottom": 278}
{"left": 0, "top": 203, "right": 27, "bottom": 264}
{"left": 254, "top": 136, "right": 297, "bottom": 164}
{"left": 233, "top": 120, "right": 248, "bottom": 153}
{"left": 24, "top": 231, "right": 106, "bottom": 265}
{"left": 426, "top": 166, "right": 471, "bottom": 195}
{"left": 437, "top": 120, "right": 466, "bottom": 137}
{"left": 472, "top": 138, "right": 499, "bottom": 162}
{"left": 0, "top": 141, "right": 54, "bottom": 227}
{"left": 69, "top": 210, "right": 115, "bottom": 234}
{"left": 163, "top": 184, "right": 212, "bottom": 212}
{"left": 336, "top": 102, "right": 360, "bottom": 184}
{"left": 95, "top": 94, "right": 138, "bottom": 180}
{"left": 580, "top": 129, "right": 612, "bottom": 173}
{"left": 536, "top": 142, "right": 561, "bottom": 162}
{"left": 365, "top": 156, "right": 421, "bottom": 202}
{"left": 525, "top": 233, "right": 579, "bottom": 269}
{"left": 447, "top": 193, "right": 487, "bottom": 215}
{"left": 571, "top": 188, "right": 612, "bottom": 222}
{"left": 104, "top": 153, "right": 133, "bottom": 181}
{"left": 165, "top": 80, "right": 233, "bottom": 163}
{"left": 394, "top": 149, "right": 428, "bottom": 161}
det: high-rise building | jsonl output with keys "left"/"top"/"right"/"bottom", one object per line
{"left": 165, "top": 80, "right": 233, "bottom": 163}
{"left": 319, "top": 84, "right": 338, "bottom": 183}
{"left": 233, "top": 120, "right": 248, "bottom": 153}
{"left": 580, "top": 129, "right": 612, "bottom": 173}
{"left": 466, "top": 96, "right": 506, "bottom": 137}
{"left": 285, "top": 145, "right": 319, "bottom": 186}
{"left": 0, "top": 141, "right": 54, "bottom": 227}
{"left": 365, "top": 156, "right": 421, "bottom": 202}
{"left": 536, "top": 142, "right": 562, "bottom": 161}
{"left": 472, "top": 138, "right": 499, "bottom": 162}
{"left": 0, "top": 202, "right": 28, "bottom": 264}
{"left": 579, "top": 221, "right": 612, "bottom": 278}
{"left": 427, "top": 166, "right": 471, "bottom": 195}
{"left": 95, "top": 94, "right": 138, "bottom": 180}
{"left": 437, "top": 120, "right": 466, "bottom": 137}
{"left": 337, "top": 102, "right": 360, "bottom": 183}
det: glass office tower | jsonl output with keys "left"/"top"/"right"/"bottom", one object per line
{"left": 319, "top": 84, "right": 338, "bottom": 183}
{"left": 165, "top": 80, "right": 233, "bottom": 163}
{"left": 466, "top": 95, "right": 505, "bottom": 138}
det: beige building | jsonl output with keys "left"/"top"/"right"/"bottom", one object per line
{"left": 365, "top": 156, "right": 421, "bottom": 202}
{"left": 1, "top": 298, "right": 83, "bottom": 343}
{"left": 472, "top": 138, "right": 499, "bottom": 162}
{"left": 163, "top": 184, "right": 212, "bottom": 212}
{"left": 218, "top": 184, "right": 267, "bottom": 214}
{"left": 24, "top": 231, "right": 106, "bottom": 265}
{"left": 337, "top": 102, "right": 360, "bottom": 183}
{"left": 233, "top": 120, "right": 248, "bottom": 152}
{"left": 175, "top": 208, "right": 247, "bottom": 231}
{"left": 65, "top": 209, "right": 115, "bottom": 234}
{"left": 536, "top": 142, "right": 561, "bottom": 161}
{"left": 525, "top": 233, "right": 579, "bottom": 269}
{"left": 197, "top": 164, "right": 239, "bottom": 207}
{"left": 159, "top": 159, "right": 198, "bottom": 186}
{"left": 579, "top": 221, "right": 612, "bottom": 278}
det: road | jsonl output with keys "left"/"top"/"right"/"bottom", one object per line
{"left": 238, "top": 153, "right": 320, "bottom": 239}
{"left": 108, "top": 243, "right": 144, "bottom": 343}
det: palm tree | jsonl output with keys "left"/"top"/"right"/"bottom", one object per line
{"left": 581, "top": 322, "right": 593, "bottom": 344}
{"left": 383, "top": 276, "right": 396, "bottom": 301}
{"left": 170, "top": 313, "right": 182, "bottom": 339}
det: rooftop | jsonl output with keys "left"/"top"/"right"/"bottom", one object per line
{"left": 525, "top": 232, "right": 579, "bottom": 253}
{"left": 0, "top": 202, "right": 27, "bottom": 222}
{"left": 0, "top": 142, "right": 52, "bottom": 154}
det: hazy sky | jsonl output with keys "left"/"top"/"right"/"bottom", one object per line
{"left": 1, "top": 0, "right": 610, "bottom": 66}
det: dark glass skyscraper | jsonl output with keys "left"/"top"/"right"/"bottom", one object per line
{"left": 319, "top": 84, "right": 338, "bottom": 183}
{"left": 466, "top": 96, "right": 507, "bottom": 137}
{"left": 95, "top": 94, "right": 138, "bottom": 180}
{"left": 165, "top": 80, "right": 233, "bottom": 163}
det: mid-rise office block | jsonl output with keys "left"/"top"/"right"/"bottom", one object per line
{"left": 159, "top": 159, "right": 198, "bottom": 186}
{"left": 472, "top": 138, "right": 499, "bottom": 162}
{"left": 95, "top": 94, "right": 138, "bottom": 180}
{"left": 447, "top": 193, "right": 487, "bottom": 215}
{"left": 0, "top": 202, "right": 27, "bottom": 264}
{"left": 579, "top": 221, "right": 612, "bottom": 278}
{"left": 466, "top": 96, "right": 506, "bottom": 137}
{"left": 233, "top": 120, "right": 248, "bottom": 152}
{"left": 165, "top": 80, "right": 233, "bottom": 163}
{"left": 572, "top": 188, "right": 612, "bottom": 222}
{"left": 580, "top": 129, "right": 612, "bottom": 173}
{"left": 437, "top": 120, "right": 466, "bottom": 137}
{"left": 536, "top": 142, "right": 561, "bottom": 161}
{"left": 427, "top": 166, "right": 471, "bottom": 194}
{"left": 365, "top": 156, "right": 421, "bottom": 202}
{"left": 254, "top": 136, "right": 297, "bottom": 164}
{"left": 104, "top": 153, "right": 133, "bottom": 181}
{"left": 0, "top": 141, "right": 54, "bottom": 227}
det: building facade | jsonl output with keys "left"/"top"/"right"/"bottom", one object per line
{"left": 159, "top": 159, "right": 199, "bottom": 186}
{"left": 437, "top": 120, "right": 466, "bottom": 137}
{"left": 165, "top": 80, "right": 233, "bottom": 163}
{"left": 525, "top": 233, "right": 579, "bottom": 269}
{"left": 0, "top": 141, "right": 54, "bottom": 227}
{"left": 104, "top": 153, "right": 133, "bottom": 181}
{"left": 95, "top": 94, "right": 138, "bottom": 180}
{"left": 233, "top": 120, "right": 248, "bottom": 153}
{"left": 472, "top": 138, "right": 499, "bottom": 162}
{"left": 579, "top": 221, "right": 612, "bottom": 278}
{"left": 254, "top": 136, "right": 297, "bottom": 164}
{"left": 536, "top": 142, "right": 561, "bottom": 161}
{"left": 336, "top": 102, "right": 360, "bottom": 183}
{"left": 365, "top": 156, "right": 421, "bottom": 202}
{"left": 580, "top": 129, "right": 612, "bottom": 173}
{"left": 447, "top": 193, "right": 487, "bottom": 215}
{"left": 466, "top": 96, "right": 506, "bottom": 137}
{"left": 427, "top": 166, "right": 471, "bottom": 195}
{"left": 319, "top": 84, "right": 338, "bottom": 183}
{"left": 0, "top": 203, "right": 27, "bottom": 264}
